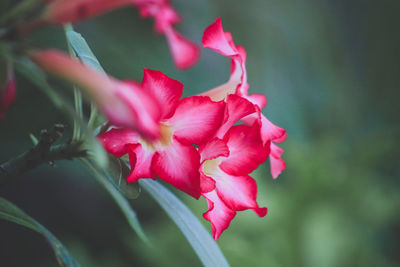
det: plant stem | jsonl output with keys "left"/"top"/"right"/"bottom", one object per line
{"left": 0, "top": 125, "right": 86, "bottom": 186}
{"left": 64, "top": 24, "right": 83, "bottom": 141}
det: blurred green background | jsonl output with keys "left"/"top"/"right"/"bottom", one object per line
{"left": 1, "top": 0, "right": 399, "bottom": 266}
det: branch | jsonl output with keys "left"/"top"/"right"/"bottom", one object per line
{"left": 0, "top": 124, "right": 87, "bottom": 186}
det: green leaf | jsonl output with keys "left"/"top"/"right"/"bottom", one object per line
{"left": 80, "top": 159, "right": 148, "bottom": 244}
{"left": 139, "top": 179, "right": 230, "bottom": 267}
{"left": 0, "top": 197, "right": 80, "bottom": 267}
{"left": 65, "top": 28, "right": 105, "bottom": 74}
{"left": 65, "top": 27, "right": 105, "bottom": 129}
{"left": 15, "top": 58, "right": 108, "bottom": 169}
{"left": 106, "top": 155, "right": 140, "bottom": 199}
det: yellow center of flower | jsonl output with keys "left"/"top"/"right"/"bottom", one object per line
{"left": 138, "top": 123, "right": 173, "bottom": 152}
{"left": 159, "top": 123, "right": 173, "bottom": 147}
{"left": 202, "top": 158, "right": 221, "bottom": 176}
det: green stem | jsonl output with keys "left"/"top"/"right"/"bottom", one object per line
{"left": 0, "top": 124, "right": 86, "bottom": 186}
{"left": 64, "top": 24, "right": 83, "bottom": 141}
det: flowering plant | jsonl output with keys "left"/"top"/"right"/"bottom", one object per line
{"left": 0, "top": 1, "right": 285, "bottom": 266}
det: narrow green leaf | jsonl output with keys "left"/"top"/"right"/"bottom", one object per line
{"left": 107, "top": 155, "right": 140, "bottom": 199}
{"left": 139, "top": 179, "right": 230, "bottom": 267}
{"left": 80, "top": 159, "right": 149, "bottom": 244}
{"left": 65, "top": 29, "right": 105, "bottom": 73}
{"left": 15, "top": 58, "right": 108, "bottom": 169}
{"left": 64, "top": 24, "right": 84, "bottom": 141}
{"left": 0, "top": 197, "right": 80, "bottom": 267}
{"left": 64, "top": 27, "right": 105, "bottom": 129}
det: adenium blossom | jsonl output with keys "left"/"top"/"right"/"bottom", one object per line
{"left": 132, "top": 0, "right": 200, "bottom": 69}
{"left": 201, "top": 17, "right": 287, "bottom": 178}
{"left": 0, "top": 65, "right": 16, "bottom": 120}
{"left": 99, "top": 69, "right": 225, "bottom": 198}
{"left": 31, "top": 50, "right": 161, "bottom": 139}
{"left": 39, "top": 0, "right": 199, "bottom": 69}
{"left": 199, "top": 95, "right": 269, "bottom": 240}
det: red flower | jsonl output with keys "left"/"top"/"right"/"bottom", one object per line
{"left": 99, "top": 69, "right": 225, "bottom": 198}
{"left": 199, "top": 95, "right": 269, "bottom": 240}
{"left": 32, "top": 50, "right": 161, "bottom": 139}
{"left": 201, "top": 17, "right": 287, "bottom": 179}
{"left": 0, "top": 65, "right": 16, "bottom": 120}
{"left": 40, "top": 0, "right": 200, "bottom": 70}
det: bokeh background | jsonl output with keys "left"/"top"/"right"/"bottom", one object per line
{"left": 1, "top": 0, "right": 399, "bottom": 266}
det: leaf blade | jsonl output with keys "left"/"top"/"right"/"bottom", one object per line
{"left": 80, "top": 159, "right": 149, "bottom": 244}
{"left": 139, "top": 179, "right": 230, "bottom": 267}
{"left": 0, "top": 197, "right": 80, "bottom": 267}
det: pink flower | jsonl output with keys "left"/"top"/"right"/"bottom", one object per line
{"left": 31, "top": 50, "right": 161, "bottom": 139}
{"left": 39, "top": 0, "right": 200, "bottom": 70}
{"left": 0, "top": 65, "right": 16, "bottom": 120}
{"left": 199, "top": 95, "right": 269, "bottom": 240}
{"left": 132, "top": 0, "right": 200, "bottom": 69}
{"left": 201, "top": 17, "right": 287, "bottom": 179}
{"left": 99, "top": 69, "right": 225, "bottom": 198}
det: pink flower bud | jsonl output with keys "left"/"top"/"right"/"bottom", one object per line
{"left": 31, "top": 49, "right": 161, "bottom": 139}
{"left": 41, "top": 0, "right": 133, "bottom": 25}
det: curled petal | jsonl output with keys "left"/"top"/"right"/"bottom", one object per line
{"left": 164, "top": 27, "right": 200, "bottom": 70}
{"left": 200, "top": 19, "right": 248, "bottom": 100}
{"left": 220, "top": 124, "right": 269, "bottom": 176}
{"left": 126, "top": 144, "right": 156, "bottom": 182}
{"left": 215, "top": 94, "right": 256, "bottom": 138}
{"left": 242, "top": 109, "right": 286, "bottom": 145}
{"left": 200, "top": 173, "right": 216, "bottom": 193}
{"left": 245, "top": 94, "right": 267, "bottom": 109}
{"left": 141, "top": 68, "right": 183, "bottom": 119}
{"left": 202, "top": 17, "right": 237, "bottom": 57}
{"left": 202, "top": 190, "right": 236, "bottom": 240}
{"left": 270, "top": 143, "right": 286, "bottom": 179}
{"left": 98, "top": 128, "right": 140, "bottom": 157}
{"left": 213, "top": 170, "right": 267, "bottom": 217}
{"left": 152, "top": 137, "right": 201, "bottom": 198}
{"left": 198, "top": 138, "right": 229, "bottom": 163}
{"left": 168, "top": 96, "right": 225, "bottom": 145}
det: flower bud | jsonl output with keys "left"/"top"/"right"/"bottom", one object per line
{"left": 31, "top": 49, "right": 161, "bottom": 139}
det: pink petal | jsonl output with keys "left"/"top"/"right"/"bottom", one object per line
{"left": 198, "top": 138, "right": 229, "bottom": 163}
{"left": 215, "top": 94, "right": 256, "bottom": 138}
{"left": 113, "top": 81, "right": 162, "bottom": 139}
{"left": 202, "top": 190, "right": 236, "bottom": 240}
{"left": 213, "top": 170, "right": 267, "bottom": 217}
{"left": 245, "top": 94, "right": 267, "bottom": 109}
{"left": 167, "top": 96, "right": 225, "bottom": 145}
{"left": 152, "top": 137, "right": 201, "bottom": 198}
{"left": 164, "top": 27, "right": 200, "bottom": 70}
{"left": 98, "top": 128, "right": 140, "bottom": 157}
{"left": 141, "top": 68, "right": 183, "bottom": 119}
{"left": 242, "top": 110, "right": 286, "bottom": 145}
{"left": 200, "top": 173, "right": 216, "bottom": 193}
{"left": 126, "top": 143, "right": 156, "bottom": 182}
{"left": 270, "top": 143, "right": 286, "bottom": 179}
{"left": 220, "top": 124, "right": 269, "bottom": 176}
{"left": 202, "top": 17, "right": 237, "bottom": 57}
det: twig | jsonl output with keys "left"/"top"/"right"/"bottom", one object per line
{"left": 0, "top": 125, "right": 86, "bottom": 186}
